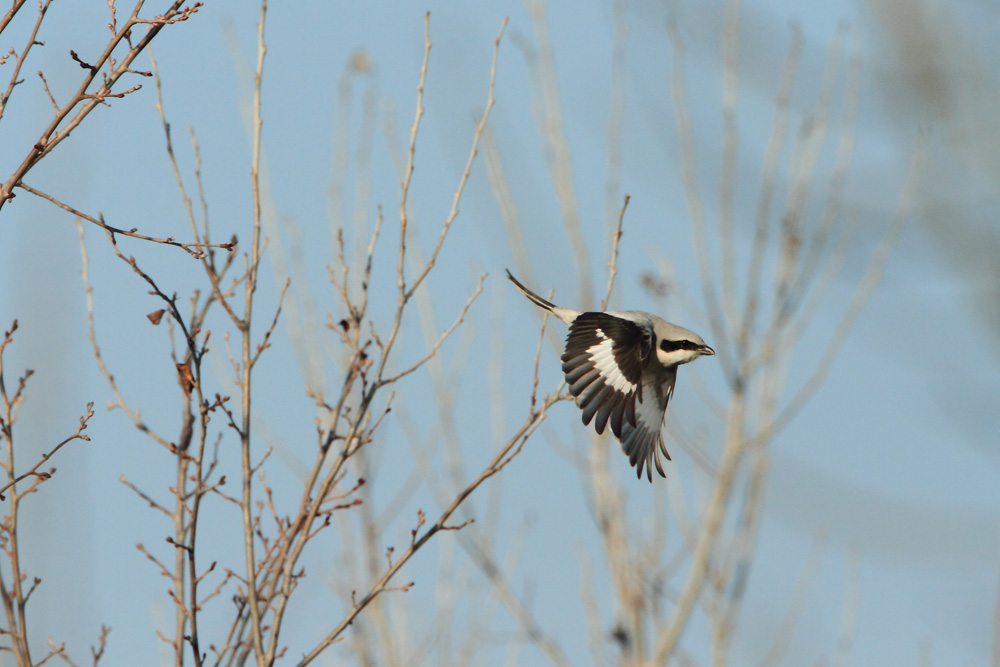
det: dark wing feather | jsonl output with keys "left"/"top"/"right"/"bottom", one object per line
{"left": 619, "top": 368, "right": 676, "bottom": 482}
{"left": 561, "top": 312, "right": 653, "bottom": 437}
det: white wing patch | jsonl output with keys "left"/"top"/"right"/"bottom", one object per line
{"left": 586, "top": 329, "right": 637, "bottom": 395}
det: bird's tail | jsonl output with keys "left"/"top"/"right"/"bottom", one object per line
{"left": 506, "top": 269, "right": 557, "bottom": 312}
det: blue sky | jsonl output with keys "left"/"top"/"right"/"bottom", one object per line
{"left": 0, "top": 1, "right": 997, "bottom": 664}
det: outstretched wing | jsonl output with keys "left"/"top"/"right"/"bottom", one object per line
{"left": 561, "top": 312, "right": 653, "bottom": 439}
{"left": 619, "top": 368, "right": 676, "bottom": 482}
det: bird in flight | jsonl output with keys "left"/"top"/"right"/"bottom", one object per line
{"left": 507, "top": 270, "right": 714, "bottom": 481}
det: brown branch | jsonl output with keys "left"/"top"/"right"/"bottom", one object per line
{"left": 133, "top": 3, "right": 202, "bottom": 26}
{"left": 136, "top": 543, "right": 172, "bottom": 580}
{"left": 119, "top": 475, "right": 172, "bottom": 518}
{"left": 0, "top": 1, "right": 30, "bottom": 37}
{"left": 239, "top": 2, "right": 269, "bottom": 661}
{"left": 76, "top": 222, "right": 173, "bottom": 450}
{"left": 34, "top": 642, "right": 65, "bottom": 667}
{"left": 296, "top": 388, "right": 566, "bottom": 666}
{"left": 249, "top": 279, "right": 290, "bottom": 369}
{"left": 151, "top": 47, "right": 243, "bottom": 325}
{"left": 262, "top": 17, "right": 508, "bottom": 666}
{"left": 37, "top": 70, "right": 59, "bottom": 112}
{"left": 82, "top": 83, "right": 144, "bottom": 104}
{"left": 91, "top": 625, "right": 111, "bottom": 666}
{"left": 0, "top": 0, "right": 52, "bottom": 122}
{"left": 0, "top": 402, "right": 93, "bottom": 501}
{"left": 380, "top": 274, "right": 485, "bottom": 385}
{"left": 24, "top": 182, "right": 235, "bottom": 257}
{"left": 0, "top": 1, "right": 204, "bottom": 211}
{"left": 404, "top": 17, "right": 507, "bottom": 301}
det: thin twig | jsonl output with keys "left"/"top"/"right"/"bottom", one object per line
{"left": 296, "top": 388, "right": 567, "bottom": 666}
{"left": 717, "top": 0, "right": 741, "bottom": 327}
{"left": 667, "top": 19, "right": 731, "bottom": 372}
{"left": 522, "top": 0, "right": 592, "bottom": 307}
{"left": 834, "top": 549, "right": 861, "bottom": 667}
{"left": 265, "top": 22, "right": 510, "bottom": 663}
{"left": 76, "top": 221, "right": 174, "bottom": 450}
{"left": 0, "top": 403, "right": 94, "bottom": 501}
{"left": 0, "top": 1, "right": 203, "bottom": 210}
{"left": 381, "top": 275, "right": 486, "bottom": 385}
{"left": 404, "top": 18, "right": 508, "bottom": 301}
{"left": 0, "top": 0, "right": 52, "bottom": 122}
{"left": 758, "top": 532, "right": 826, "bottom": 665}
{"left": 741, "top": 24, "right": 803, "bottom": 357}
{"left": 240, "top": 1, "right": 268, "bottom": 662}
{"left": 600, "top": 194, "right": 629, "bottom": 312}
{"left": 766, "top": 141, "right": 924, "bottom": 440}
{"left": 23, "top": 182, "right": 234, "bottom": 257}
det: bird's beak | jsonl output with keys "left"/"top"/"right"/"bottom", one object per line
{"left": 699, "top": 345, "right": 715, "bottom": 356}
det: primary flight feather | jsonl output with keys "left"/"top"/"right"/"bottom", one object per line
{"left": 507, "top": 270, "right": 714, "bottom": 482}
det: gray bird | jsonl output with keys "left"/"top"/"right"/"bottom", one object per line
{"left": 507, "top": 270, "right": 714, "bottom": 481}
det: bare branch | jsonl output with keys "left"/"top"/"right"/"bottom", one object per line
{"left": 0, "top": 0, "right": 52, "bottom": 122}
{"left": 600, "top": 193, "right": 629, "bottom": 312}
{"left": 404, "top": 17, "right": 507, "bottom": 300}
{"left": 24, "top": 182, "right": 234, "bottom": 257}
{"left": 240, "top": 2, "right": 269, "bottom": 661}
{"left": 76, "top": 222, "right": 174, "bottom": 450}
{"left": 0, "top": 402, "right": 94, "bottom": 501}
{"left": 0, "top": 0, "right": 206, "bottom": 211}
{"left": 381, "top": 274, "right": 486, "bottom": 385}
{"left": 296, "top": 387, "right": 567, "bottom": 666}
{"left": 522, "top": 0, "right": 591, "bottom": 306}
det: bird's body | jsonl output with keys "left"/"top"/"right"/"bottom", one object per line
{"left": 507, "top": 270, "right": 714, "bottom": 481}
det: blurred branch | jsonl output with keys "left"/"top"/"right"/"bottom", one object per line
{"left": 718, "top": 0, "right": 741, "bottom": 327}
{"left": 833, "top": 549, "right": 861, "bottom": 667}
{"left": 601, "top": 194, "right": 629, "bottom": 312}
{"left": 757, "top": 532, "right": 826, "bottom": 666}
{"left": 764, "top": 140, "right": 925, "bottom": 442}
{"left": 667, "top": 19, "right": 731, "bottom": 374}
{"left": 404, "top": 325, "right": 571, "bottom": 666}
{"left": 651, "top": 15, "right": 907, "bottom": 664}
{"left": 461, "top": 538, "right": 571, "bottom": 667}
{"left": 653, "top": 395, "right": 746, "bottom": 663}
{"left": 740, "top": 23, "right": 803, "bottom": 358}
{"left": 522, "top": 0, "right": 592, "bottom": 307}
{"left": 604, "top": 0, "right": 627, "bottom": 233}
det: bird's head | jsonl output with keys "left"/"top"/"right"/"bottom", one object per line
{"left": 653, "top": 322, "right": 715, "bottom": 367}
